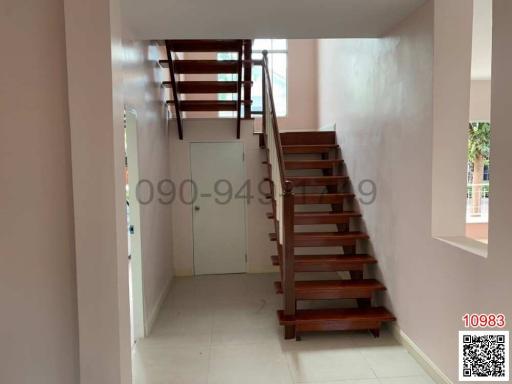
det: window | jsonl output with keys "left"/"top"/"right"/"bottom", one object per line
{"left": 431, "top": 0, "right": 491, "bottom": 256}
{"left": 466, "top": 122, "right": 490, "bottom": 235}
{"left": 218, "top": 39, "right": 288, "bottom": 117}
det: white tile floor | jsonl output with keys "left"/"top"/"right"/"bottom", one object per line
{"left": 132, "top": 273, "right": 435, "bottom": 384}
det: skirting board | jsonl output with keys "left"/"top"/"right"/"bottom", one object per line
{"left": 389, "top": 323, "right": 453, "bottom": 384}
{"left": 145, "top": 277, "right": 173, "bottom": 336}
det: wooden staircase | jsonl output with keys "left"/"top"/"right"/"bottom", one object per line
{"left": 161, "top": 39, "right": 253, "bottom": 140}
{"left": 262, "top": 113, "right": 395, "bottom": 338}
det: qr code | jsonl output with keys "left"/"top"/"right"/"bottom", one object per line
{"left": 459, "top": 331, "right": 509, "bottom": 381}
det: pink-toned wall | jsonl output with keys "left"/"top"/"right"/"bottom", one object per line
{"left": 317, "top": 0, "right": 512, "bottom": 381}
{"left": 277, "top": 39, "right": 318, "bottom": 131}
{"left": 0, "top": 0, "right": 79, "bottom": 383}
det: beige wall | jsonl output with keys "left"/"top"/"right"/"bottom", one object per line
{"left": 168, "top": 119, "right": 276, "bottom": 276}
{"left": 469, "top": 79, "right": 491, "bottom": 121}
{"left": 317, "top": 0, "right": 512, "bottom": 381}
{"left": 122, "top": 40, "right": 174, "bottom": 330}
{"left": 0, "top": 0, "right": 80, "bottom": 383}
{"left": 278, "top": 39, "right": 318, "bottom": 131}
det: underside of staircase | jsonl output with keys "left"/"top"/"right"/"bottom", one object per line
{"left": 264, "top": 130, "right": 395, "bottom": 340}
{"left": 160, "top": 39, "right": 253, "bottom": 140}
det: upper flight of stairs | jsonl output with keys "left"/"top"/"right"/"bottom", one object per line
{"left": 265, "top": 130, "right": 395, "bottom": 340}
{"left": 160, "top": 39, "right": 253, "bottom": 140}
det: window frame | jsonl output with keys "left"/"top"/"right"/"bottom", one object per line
{"left": 217, "top": 39, "right": 288, "bottom": 118}
{"left": 252, "top": 40, "right": 288, "bottom": 118}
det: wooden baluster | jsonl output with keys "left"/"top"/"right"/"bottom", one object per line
{"left": 243, "top": 40, "right": 252, "bottom": 119}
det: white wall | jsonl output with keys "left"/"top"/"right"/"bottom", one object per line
{"left": 0, "top": 0, "right": 79, "bottom": 383}
{"left": 317, "top": 0, "right": 512, "bottom": 381}
{"left": 169, "top": 119, "right": 276, "bottom": 276}
{"left": 122, "top": 40, "right": 174, "bottom": 331}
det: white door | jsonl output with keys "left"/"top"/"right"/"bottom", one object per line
{"left": 191, "top": 142, "right": 247, "bottom": 275}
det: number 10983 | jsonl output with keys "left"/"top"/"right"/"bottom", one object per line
{"left": 463, "top": 313, "right": 506, "bottom": 328}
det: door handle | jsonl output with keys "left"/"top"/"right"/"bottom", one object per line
{"left": 194, "top": 206, "right": 200, "bottom": 211}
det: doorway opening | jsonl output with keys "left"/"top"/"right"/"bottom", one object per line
{"left": 125, "top": 108, "right": 145, "bottom": 345}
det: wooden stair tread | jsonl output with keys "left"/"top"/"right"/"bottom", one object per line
{"left": 263, "top": 127, "right": 395, "bottom": 337}
{"left": 288, "top": 176, "right": 348, "bottom": 186}
{"left": 282, "top": 144, "right": 338, "bottom": 154}
{"left": 285, "top": 159, "right": 343, "bottom": 170}
{"left": 160, "top": 60, "right": 239, "bottom": 74}
{"left": 162, "top": 80, "right": 252, "bottom": 93}
{"left": 167, "top": 100, "right": 251, "bottom": 111}
{"left": 166, "top": 40, "right": 243, "bottom": 52}
{"left": 294, "top": 193, "right": 354, "bottom": 204}
{"left": 274, "top": 279, "right": 386, "bottom": 300}
{"left": 294, "top": 231, "right": 368, "bottom": 238}
{"left": 294, "top": 211, "right": 361, "bottom": 224}
{"left": 271, "top": 254, "right": 377, "bottom": 272}
{"left": 280, "top": 131, "right": 336, "bottom": 146}
{"left": 278, "top": 307, "right": 395, "bottom": 324}
{"left": 294, "top": 231, "right": 369, "bottom": 247}
{"left": 266, "top": 211, "right": 361, "bottom": 224}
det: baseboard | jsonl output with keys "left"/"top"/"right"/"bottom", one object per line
{"left": 145, "top": 277, "right": 173, "bottom": 336}
{"left": 390, "top": 324, "right": 453, "bottom": 384}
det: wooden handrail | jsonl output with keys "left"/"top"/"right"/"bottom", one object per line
{"left": 261, "top": 51, "right": 292, "bottom": 194}
{"left": 261, "top": 50, "right": 296, "bottom": 339}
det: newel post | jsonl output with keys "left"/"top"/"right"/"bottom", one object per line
{"left": 282, "top": 180, "right": 296, "bottom": 339}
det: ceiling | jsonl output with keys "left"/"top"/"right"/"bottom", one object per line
{"left": 121, "top": 0, "right": 427, "bottom": 39}
{"left": 471, "top": 0, "right": 492, "bottom": 80}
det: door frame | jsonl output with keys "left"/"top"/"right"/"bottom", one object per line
{"left": 124, "top": 107, "right": 145, "bottom": 343}
{"left": 190, "top": 141, "right": 248, "bottom": 275}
